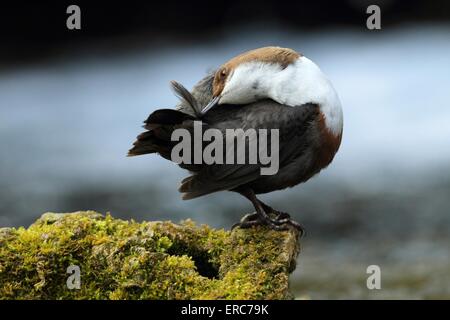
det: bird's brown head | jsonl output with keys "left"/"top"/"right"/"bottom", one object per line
{"left": 212, "top": 66, "right": 229, "bottom": 98}
{"left": 202, "top": 46, "right": 301, "bottom": 114}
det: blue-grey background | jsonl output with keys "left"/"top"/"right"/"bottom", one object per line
{"left": 1, "top": 1, "right": 449, "bottom": 299}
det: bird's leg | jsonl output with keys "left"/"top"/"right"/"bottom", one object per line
{"left": 259, "top": 200, "right": 306, "bottom": 236}
{"left": 233, "top": 189, "right": 289, "bottom": 231}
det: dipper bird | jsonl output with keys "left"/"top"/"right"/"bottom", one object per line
{"left": 128, "top": 47, "right": 343, "bottom": 232}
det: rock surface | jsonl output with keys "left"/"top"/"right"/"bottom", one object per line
{"left": 0, "top": 211, "right": 300, "bottom": 299}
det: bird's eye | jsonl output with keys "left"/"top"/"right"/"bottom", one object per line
{"left": 220, "top": 69, "right": 227, "bottom": 78}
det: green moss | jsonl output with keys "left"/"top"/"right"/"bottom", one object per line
{"left": 0, "top": 211, "right": 300, "bottom": 300}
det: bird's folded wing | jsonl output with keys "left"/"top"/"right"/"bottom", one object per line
{"left": 179, "top": 101, "right": 319, "bottom": 199}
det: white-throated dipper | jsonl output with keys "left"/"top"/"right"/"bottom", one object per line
{"left": 128, "top": 47, "right": 343, "bottom": 233}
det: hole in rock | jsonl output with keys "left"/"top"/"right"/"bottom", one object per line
{"left": 167, "top": 243, "right": 219, "bottom": 279}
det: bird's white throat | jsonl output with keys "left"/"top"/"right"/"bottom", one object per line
{"left": 222, "top": 56, "right": 343, "bottom": 135}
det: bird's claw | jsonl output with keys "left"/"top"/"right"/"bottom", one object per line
{"left": 232, "top": 211, "right": 306, "bottom": 236}
{"left": 231, "top": 212, "right": 260, "bottom": 230}
{"left": 271, "top": 211, "right": 306, "bottom": 237}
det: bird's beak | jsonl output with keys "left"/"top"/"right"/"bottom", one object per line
{"left": 201, "top": 96, "right": 220, "bottom": 115}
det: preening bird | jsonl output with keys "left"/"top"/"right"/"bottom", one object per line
{"left": 128, "top": 47, "right": 343, "bottom": 233}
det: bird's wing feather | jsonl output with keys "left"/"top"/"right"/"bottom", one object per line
{"left": 180, "top": 100, "right": 319, "bottom": 199}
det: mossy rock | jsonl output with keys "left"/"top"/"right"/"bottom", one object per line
{"left": 0, "top": 211, "right": 300, "bottom": 299}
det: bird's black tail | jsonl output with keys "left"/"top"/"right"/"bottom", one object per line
{"left": 127, "top": 81, "right": 198, "bottom": 159}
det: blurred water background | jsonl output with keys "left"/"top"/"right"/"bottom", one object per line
{"left": 1, "top": 1, "right": 449, "bottom": 299}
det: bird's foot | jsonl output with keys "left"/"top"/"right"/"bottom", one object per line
{"left": 232, "top": 217, "right": 291, "bottom": 231}
{"left": 271, "top": 211, "right": 306, "bottom": 236}
{"left": 232, "top": 211, "right": 304, "bottom": 234}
